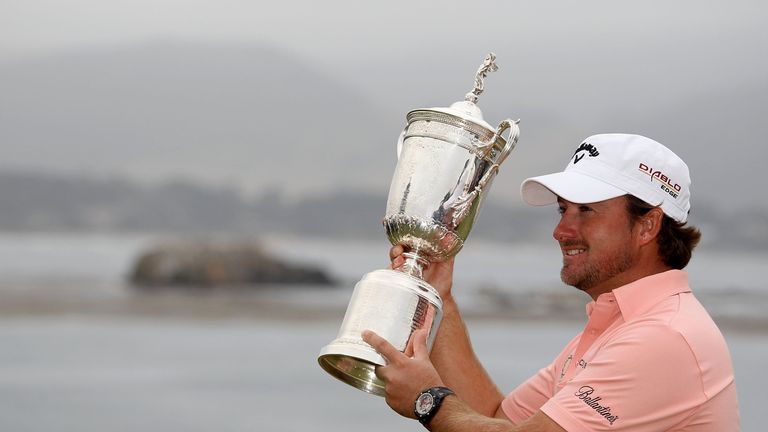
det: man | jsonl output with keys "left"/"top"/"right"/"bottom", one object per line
{"left": 363, "top": 134, "right": 739, "bottom": 431}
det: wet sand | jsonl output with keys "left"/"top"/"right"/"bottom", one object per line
{"left": 2, "top": 279, "right": 767, "bottom": 336}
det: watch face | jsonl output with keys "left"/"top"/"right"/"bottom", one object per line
{"left": 415, "top": 392, "right": 435, "bottom": 416}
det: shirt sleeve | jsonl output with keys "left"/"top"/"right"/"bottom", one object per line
{"left": 501, "top": 332, "right": 581, "bottom": 424}
{"left": 540, "top": 323, "right": 706, "bottom": 431}
{"left": 501, "top": 362, "right": 557, "bottom": 424}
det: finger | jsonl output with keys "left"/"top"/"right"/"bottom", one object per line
{"left": 389, "top": 252, "right": 407, "bottom": 271}
{"left": 403, "top": 335, "right": 415, "bottom": 358}
{"left": 412, "top": 329, "right": 430, "bottom": 359}
{"left": 389, "top": 245, "right": 410, "bottom": 270}
{"left": 362, "top": 330, "right": 404, "bottom": 364}
{"left": 373, "top": 364, "right": 388, "bottom": 381}
{"left": 390, "top": 256, "right": 405, "bottom": 271}
{"left": 389, "top": 245, "right": 405, "bottom": 261}
{"left": 402, "top": 329, "right": 424, "bottom": 359}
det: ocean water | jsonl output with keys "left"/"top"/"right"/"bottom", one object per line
{"left": 0, "top": 232, "right": 764, "bottom": 294}
{"left": 0, "top": 317, "right": 762, "bottom": 431}
{"left": 0, "top": 233, "right": 764, "bottom": 431}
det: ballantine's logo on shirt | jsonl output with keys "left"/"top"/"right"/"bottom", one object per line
{"left": 574, "top": 386, "right": 620, "bottom": 426}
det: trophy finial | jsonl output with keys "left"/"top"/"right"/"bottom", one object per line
{"left": 465, "top": 53, "right": 499, "bottom": 104}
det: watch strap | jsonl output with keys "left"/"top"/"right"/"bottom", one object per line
{"left": 415, "top": 386, "right": 455, "bottom": 425}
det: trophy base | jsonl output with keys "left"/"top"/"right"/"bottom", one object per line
{"left": 317, "top": 348, "right": 386, "bottom": 396}
{"left": 317, "top": 269, "right": 443, "bottom": 396}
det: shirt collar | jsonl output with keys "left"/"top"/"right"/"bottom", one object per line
{"left": 586, "top": 270, "right": 691, "bottom": 320}
{"left": 603, "top": 270, "right": 691, "bottom": 321}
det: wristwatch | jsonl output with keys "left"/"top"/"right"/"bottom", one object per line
{"left": 414, "top": 386, "right": 455, "bottom": 425}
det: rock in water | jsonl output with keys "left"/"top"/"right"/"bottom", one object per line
{"left": 129, "top": 240, "right": 333, "bottom": 288}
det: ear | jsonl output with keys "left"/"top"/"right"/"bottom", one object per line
{"left": 637, "top": 207, "right": 664, "bottom": 246}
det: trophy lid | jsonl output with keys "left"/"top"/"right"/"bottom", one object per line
{"left": 406, "top": 53, "right": 501, "bottom": 139}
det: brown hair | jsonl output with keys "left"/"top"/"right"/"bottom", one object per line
{"left": 625, "top": 195, "right": 702, "bottom": 269}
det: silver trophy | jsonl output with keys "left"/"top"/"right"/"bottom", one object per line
{"left": 318, "top": 53, "right": 520, "bottom": 396}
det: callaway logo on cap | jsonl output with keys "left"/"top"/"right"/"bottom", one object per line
{"left": 520, "top": 134, "right": 692, "bottom": 223}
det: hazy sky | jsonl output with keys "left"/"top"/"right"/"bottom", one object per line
{"left": 4, "top": 1, "right": 765, "bottom": 67}
{"left": 2, "top": 0, "right": 767, "bottom": 209}
{"left": 5, "top": 0, "right": 765, "bottom": 116}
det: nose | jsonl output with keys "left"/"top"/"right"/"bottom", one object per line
{"left": 553, "top": 212, "right": 577, "bottom": 243}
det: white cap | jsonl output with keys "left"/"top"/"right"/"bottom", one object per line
{"left": 521, "top": 134, "right": 691, "bottom": 223}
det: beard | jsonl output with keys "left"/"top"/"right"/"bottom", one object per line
{"left": 560, "top": 243, "right": 635, "bottom": 292}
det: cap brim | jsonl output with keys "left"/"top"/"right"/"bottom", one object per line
{"left": 521, "top": 171, "right": 628, "bottom": 206}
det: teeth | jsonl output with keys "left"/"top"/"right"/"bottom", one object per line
{"left": 565, "top": 249, "right": 585, "bottom": 256}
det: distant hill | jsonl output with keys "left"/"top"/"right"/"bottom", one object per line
{"left": 0, "top": 171, "right": 765, "bottom": 250}
{"left": 0, "top": 170, "right": 546, "bottom": 241}
{"left": 0, "top": 171, "right": 254, "bottom": 232}
{"left": 0, "top": 41, "right": 398, "bottom": 195}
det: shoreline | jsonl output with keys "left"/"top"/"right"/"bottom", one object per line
{"left": 1, "top": 282, "right": 767, "bottom": 335}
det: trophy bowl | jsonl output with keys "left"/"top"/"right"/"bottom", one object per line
{"left": 318, "top": 53, "right": 520, "bottom": 396}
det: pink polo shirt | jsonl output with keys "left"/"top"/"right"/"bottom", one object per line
{"left": 501, "top": 270, "right": 739, "bottom": 431}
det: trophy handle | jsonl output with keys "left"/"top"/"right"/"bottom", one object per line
{"left": 396, "top": 127, "right": 407, "bottom": 159}
{"left": 449, "top": 119, "right": 520, "bottom": 228}
{"left": 493, "top": 118, "right": 520, "bottom": 166}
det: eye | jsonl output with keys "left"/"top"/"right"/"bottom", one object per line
{"left": 578, "top": 205, "right": 594, "bottom": 213}
{"left": 557, "top": 206, "right": 566, "bottom": 215}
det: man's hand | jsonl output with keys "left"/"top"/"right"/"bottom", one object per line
{"left": 389, "top": 245, "right": 455, "bottom": 299}
{"left": 362, "top": 329, "right": 565, "bottom": 432}
{"left": 362, "top": 328, "right": 444, "bottom": 419}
